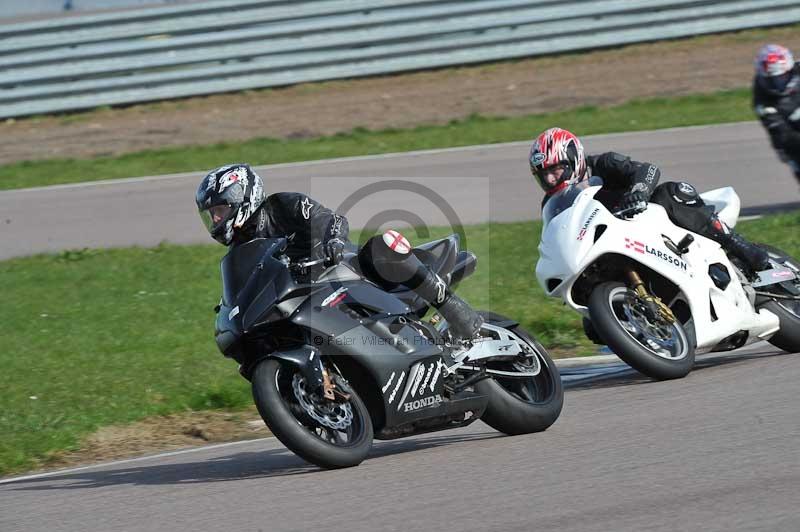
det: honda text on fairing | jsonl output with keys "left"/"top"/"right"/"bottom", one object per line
{"left": 536, "top": 181, "right": 800, "bottom": 380}
{"left": 214, "top": 233, "right": 563, "bottom": 469}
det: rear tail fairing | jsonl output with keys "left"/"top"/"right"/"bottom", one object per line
{"left": 535, "top": 187, "right": 779, "bottom": 351}
{"left": 699, "top": 186, "right": 741, "bottom": 229}
{"left": 450, "top": 250, "right": 478, "bottom": 286}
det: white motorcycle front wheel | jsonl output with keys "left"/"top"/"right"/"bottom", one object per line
{"left": 588, "top": 282, "right": 695, "bottom": 380}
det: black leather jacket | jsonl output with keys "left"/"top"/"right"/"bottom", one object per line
{"left": 753, "top": 66, "right": 800, "bottom": 161}
{"left": 542, "top": 151, "right": 661, "bottom": 209}
{"left": 586, "top": 152, "right": 661, "bottom": 195}
{"left": 232, "top": 192, "right": 349, "bottom": 260}
{"left": 588, "top": 152, "right": 662, "bottom": 211}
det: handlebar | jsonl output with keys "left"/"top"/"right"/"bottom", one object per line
{"left": 262, "top": 237, "right": 336, "bottom": 271}
{"left": 613, "top": 200, "right": 648, "bottom": 219}
{"left": 293, "top": 258, "right": 327, "bottom": 269}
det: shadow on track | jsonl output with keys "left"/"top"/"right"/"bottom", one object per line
{"left": 569, "top": 347, "right": 794, "bottom": 391}
{"left": 5, "top": 432, "right": 501, "bottom": 491}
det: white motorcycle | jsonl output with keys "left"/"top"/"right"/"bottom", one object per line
{"left": 536, "top": 180, "right": 800, "bottom": 380}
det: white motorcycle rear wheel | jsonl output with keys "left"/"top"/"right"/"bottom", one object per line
{"left": 757, "top": 244, "right": 800, "bottom": 353}
{"left": 588, "top": 281, "right": 695, "bottom": 380}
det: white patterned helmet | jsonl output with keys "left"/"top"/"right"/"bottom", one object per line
{"left": 195, "top": 164, "right": 265, "bottom": 245}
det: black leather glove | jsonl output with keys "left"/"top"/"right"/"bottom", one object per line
{"left": 324, "top": 238, "right": 345, "bottom": 266}
{"left": 617, "top": 190, "right": 649, "bottom": 218}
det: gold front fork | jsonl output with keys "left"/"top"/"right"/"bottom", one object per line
{"left": 321, "top": 368, "right": 336, "bottom": 400}
{"left": 322, "top": 368, "right": 351, "bottom": 402}
{"left": 626, "top": 269, "right": 677, "bottom": 323}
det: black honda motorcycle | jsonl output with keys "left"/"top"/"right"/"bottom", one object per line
{"left": 213, "top": 235, "right": 563, "bottom": 469}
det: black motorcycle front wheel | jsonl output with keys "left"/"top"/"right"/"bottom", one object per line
{"left": 473, "top": 312, "right": 563, "bottom": 435}
{"left": 251, "top": 358, "right": 373, "bottom": 469}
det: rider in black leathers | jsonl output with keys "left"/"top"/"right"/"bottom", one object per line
{"left": 234, "top": 191, "right": 350, "bottom": 263}
{"left": 752, "top": 44, "right": 800, "bottom": 186}
{"left": 529, "top": 128, "right": 770, "bottom": 272}
{"left": 196, "top": 164, "right": 483, "bottom": 339}
{"left": 194, "top": 163, "right": 348, "bottom": 262}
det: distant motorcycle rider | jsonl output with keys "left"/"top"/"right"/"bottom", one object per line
{"left": 195, "top": 163, "right": 482, "bottom": 339}
{"left": 752, "top": 43, "right": 800, "bottom": 186}
{"left": 528, "top": 128, "right": 770, "bottom": 272}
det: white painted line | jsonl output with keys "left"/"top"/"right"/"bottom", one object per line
{"left": 555, "top": 341, "right": 779, "bottom": 369}
{"left": 0, "top": 436, "right": 277, "bottom": 485}
{"left": 1, "top": 121, "right": 759, "bottom": 195}
{"left": 555, "top": 354, "right": 622, "bottom": 368}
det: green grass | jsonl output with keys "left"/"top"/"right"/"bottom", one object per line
{"left": 0, "top": 88, "right": 757, "bottom": 191}
{"left": 2, "top": 211, "right": 799, "bottom": 476}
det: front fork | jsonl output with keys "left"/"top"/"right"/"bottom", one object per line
{"left": 626, "top": 268, "right": 676, "bottom": 323}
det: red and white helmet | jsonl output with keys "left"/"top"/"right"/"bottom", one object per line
{"left": 529, "top": 127, "right": 588, "bottom": 194}
{"left": 755, "top": 44, "right": 797, "bottom": 95}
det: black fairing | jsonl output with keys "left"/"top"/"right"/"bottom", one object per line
{"left": 414, "top": 234, "right": 459, "bottom": 278}
{"left": 213, "top": 235, "right": 487, "bottom": 434}
{"left": 216, "top": 238, "right": 297, "bottom": 360}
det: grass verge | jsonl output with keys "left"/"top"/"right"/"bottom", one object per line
{"left": 2, "top": 211, "right": 798, "bottom": 476}
{"left": 0, "top": 88, "right": 757, "bottom": 191}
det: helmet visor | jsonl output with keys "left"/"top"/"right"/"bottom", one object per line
{"left": 533, "top": 163, "right": 569, "bottom": 192}
{"left": 199, "top": 204, "right": 234, "bottom": 232}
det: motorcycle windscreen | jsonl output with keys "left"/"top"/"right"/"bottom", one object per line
{"left": 542, "top": 179, "right": 600, "bottom": 225}
{"left": 220, "top": 238, "right": 285, "bottom": 306}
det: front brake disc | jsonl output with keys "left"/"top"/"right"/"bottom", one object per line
{"left": 292, "top": 373, "right": 353, "bottom": 431}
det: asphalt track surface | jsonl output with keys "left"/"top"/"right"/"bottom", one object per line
{"left": 2, "top": 345, "right": 798, "bottom": 532}
{"left": 2, "top": 121, "right": 800, "bottom": 260}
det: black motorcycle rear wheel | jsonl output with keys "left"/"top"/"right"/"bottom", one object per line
{"left": 757, "top": 244, "right": 800, "bottom": 353}
{"left": 473, "top": 312, "right": 563, "bottom": 435}
{"left": 251, "top": 358, "right": 373, "bottom": 469}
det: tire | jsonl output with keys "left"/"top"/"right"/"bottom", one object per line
{"left": 474, "top": 311, "right": 563, "bottom": 435}
{"left": 588, "top": 281, "right": 694, "bottom": 381}
{"left": 757, "top": 244, "right": 800, "bottom": 352}
{"left": 251, "top": 359, "right": 373, "bottom": 469}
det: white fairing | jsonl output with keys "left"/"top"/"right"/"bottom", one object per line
{"left": 535, "top": 185, "right": 779, "bottom": 353}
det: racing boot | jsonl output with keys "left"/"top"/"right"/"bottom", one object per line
{"left": 410, "top": 266, "right": 484, "bottom": 341}
{"left": 707, "top": 216, "right": 770, "bottom": 273}
{"left": 359, "top": 230, "right": 484, "bottom": 340}
{"left": 718, "top": 232, "right": 770, "bottom": 273}
{"left": 437, "top": 294, "right": 485, "bottom": 341}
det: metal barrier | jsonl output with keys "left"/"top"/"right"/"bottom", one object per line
{"left": 0, "top": 1, "right": 195, "bottom": 22}
{"left": 1, "top": 0, "right": 799, "bottom": 118}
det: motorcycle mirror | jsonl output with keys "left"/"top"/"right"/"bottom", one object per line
{"left": 677, "top": 234, "right": 695, "bottom": 254}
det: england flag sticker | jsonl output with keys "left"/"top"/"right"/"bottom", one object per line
{"left": 383, "top": 230, "right": 411, "bottom": 254}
